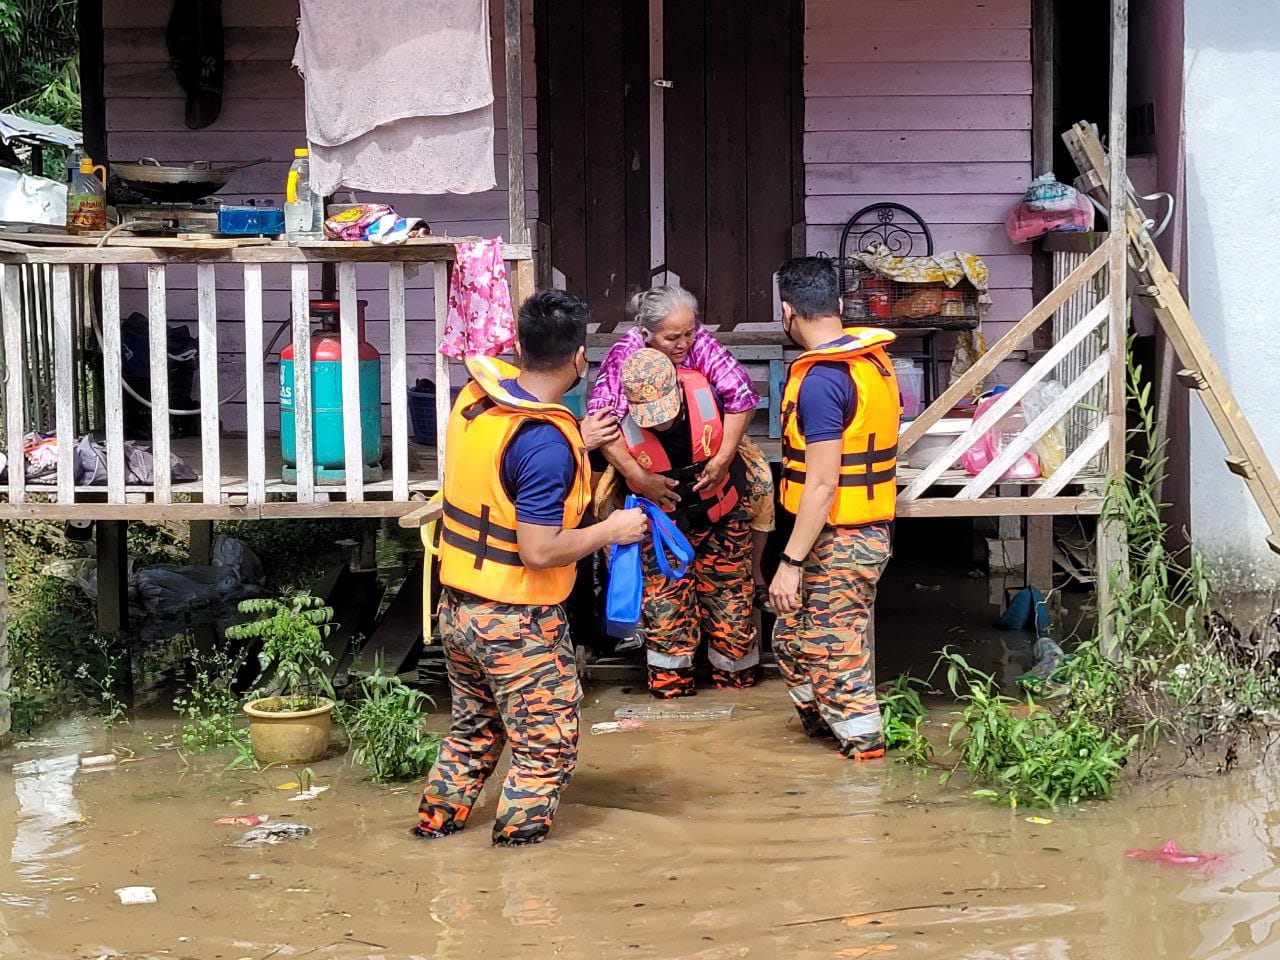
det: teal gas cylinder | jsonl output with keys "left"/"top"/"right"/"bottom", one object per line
{"left": 280, "top": 298, "right": 383, "bottom": 484}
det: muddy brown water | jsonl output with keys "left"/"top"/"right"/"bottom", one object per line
{"left": 2, "top": 682, "right": 1278, "bottom": 960}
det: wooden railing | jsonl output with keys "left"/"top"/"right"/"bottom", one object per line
{"left": 896, "top": 236, "right": 1121, "bottom": 518}
{"left": 0, "top": 238, "right": 532, "bottom": 520}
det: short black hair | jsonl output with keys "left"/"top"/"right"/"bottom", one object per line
{"left": 518, "top": 290, "right": 589, "bottom": 370}
{"left": 777, "top": 257, "right": 840, "bottom": 320}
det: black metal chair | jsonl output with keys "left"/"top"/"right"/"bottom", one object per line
{"left": 836, "top": 202, "right": 942, "bottom": 405}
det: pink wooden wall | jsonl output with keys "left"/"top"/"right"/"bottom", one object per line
{"left": 803, "top": 0, "right": 1034, "bottom": 343}
{"left": 99, "top": 0, "right": 1035, "bottom": 435}
{"left": 99, "top": 0, "right": 536, "bottom": 434}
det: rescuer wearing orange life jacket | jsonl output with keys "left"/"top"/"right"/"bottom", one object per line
{"left": 414, "top": 290, "right": 648, "bottom": 847}
{"left": 768, "top": 257, "right": 901, "bottom": 760}
{"left": 618, "top": 348, "right": 759, "bottom": 698}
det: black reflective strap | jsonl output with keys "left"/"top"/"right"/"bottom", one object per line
{"left": 441, "top": 527, "right": 523, "bottom": 567}
{"left": 782, "top": 466, "right": 896, "bottom": 488}
{"left": 443, "top": 500, "right": 517, "bottom": 544}
{"left": 461, "top": 397, "right": 494, "bottom": 421}
{"left": 784, "top": 442, "right": 898, "bottom": 467}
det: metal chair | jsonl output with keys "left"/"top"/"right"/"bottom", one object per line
{"left": 836, "top": 202, "right": 942, "bottom": 405}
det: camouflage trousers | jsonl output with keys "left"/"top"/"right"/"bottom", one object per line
{"left": 772, "top": 522, "right": 891, "bottom": 759}
{"left": 416, "top": 590, "right": 581, "bottom": 846}
{"left": 639, "top": 509, "right": 758, "bottom": 698}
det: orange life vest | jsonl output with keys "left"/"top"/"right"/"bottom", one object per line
{"left": 438, "top": 355, "right": 591, "bottom": 605}
{"left": 619, "top": 368, "right": 741, "bottom": 524}
{"left": 779, "top": 328, "right": 901, "bottom": 526}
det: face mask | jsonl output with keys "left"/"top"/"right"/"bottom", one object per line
{"left": 782, "top": 313, "right": 802, "bottom": 349}
{"left": 569, "top": 354, "right": 587, "bottom": 393}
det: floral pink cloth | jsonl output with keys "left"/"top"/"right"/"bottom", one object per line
{"left": 439, "top": 238, "right": 516, "bottom": 359}
{"left": 587, "top": 326, "right": 760, "bottom": 420}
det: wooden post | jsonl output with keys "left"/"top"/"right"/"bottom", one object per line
{"left": 1030, "top": 0, "right": 1055, "bottom": 350}
{"left": 504, "top": 0, "right": 530, "bottom": 245}
{"left": 96, "top": 519, "right": 129, "bottom": 635}
{"left": 189, "top": 520, "right": 213, "bottom": 566}
{"left": 1099, "top": 0, "right": 1130, "bottom": 659}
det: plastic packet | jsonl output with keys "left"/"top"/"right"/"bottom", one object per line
{"left": 1021, "top": 380, "right": 1067, "bottom": 475}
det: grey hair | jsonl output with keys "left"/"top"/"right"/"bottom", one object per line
{"left": 628, "top": 285, "right": 699, "bottom": 342}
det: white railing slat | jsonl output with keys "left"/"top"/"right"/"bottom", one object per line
{"left": 2, "top": 265, "right": 26, "bottom": 502}
{"left": 387, "top": 262, "right": 409, "bottom": 501}
{"left": 101, "top": 265, "right": 127, "bottom": 502}
{"left": 196, "top": 264, "right": 221, "bottom": 505}
{"left": 1035, "top": 422, "right": 1112, "bottom": 499}
{"left": 290, "top": 264, "right": 314, "bottom": 501}
{"left": 338, "top": 263, "right": 364, "bottom": 501}
{"left": 51, "top": 265, "right": 75, "bottom": 504}
{"left": 147, "top": 264, "right": 172, "bottom": 504}
{"left": 432, "top": 261, "right": 451, "bottom": 486}
{"left": 243, "top": 264, "right": 266, "bottom": 504}
{"left": 900, "top": 297, "right": 1110, "bottom": 500}
{"left": 956, "top": 352, "right": 1111, "bottom": 500}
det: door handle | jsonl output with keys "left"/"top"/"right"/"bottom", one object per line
{"left": 653, "top": 78, "right": 674, "bottom": 89}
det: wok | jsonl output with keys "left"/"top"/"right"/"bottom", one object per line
{"left": 111, "top": 157, "right": 272, "bottom": 203}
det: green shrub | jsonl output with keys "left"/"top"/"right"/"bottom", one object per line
{"left": 226, "top": 594, "right": 336, "bottom": 709}
{"left": 340, "top": 664, "right": 439, "bottom": 783}
{"left": 940, "top": 650, "right": 1134, "bottom": 808}
{"left": 877, "top": 675, "right": 933, "bottom": 764}
{"left": 173, "top": 640, "right": 249, "bottom": 753}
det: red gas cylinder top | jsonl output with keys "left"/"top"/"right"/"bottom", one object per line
{"left": 281, "top": 298, "right": 379, "bottom": 361}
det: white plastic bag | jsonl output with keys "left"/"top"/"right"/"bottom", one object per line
{"left": 1021, "top": 380, "right": 1067, "bottom": 475}
{"left": 0, "top": 166, "right": 67, "bottom": 225}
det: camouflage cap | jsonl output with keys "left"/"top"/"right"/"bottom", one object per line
{"left": 621, "top": 348, "right": 681, "bottom": 428}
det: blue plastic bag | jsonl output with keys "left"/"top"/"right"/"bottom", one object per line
{"left": 604, "top": 495, "right": 694, "bottom": 638}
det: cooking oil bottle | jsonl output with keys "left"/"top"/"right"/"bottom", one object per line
{"left": 66, "top": 154, "right": 107, "bottom": 234}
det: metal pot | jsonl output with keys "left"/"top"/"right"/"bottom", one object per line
{"left": 111, "top": 157, "right": 271, "bottom": 203}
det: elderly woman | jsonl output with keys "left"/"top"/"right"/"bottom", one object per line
{"left": 587, "top": 286, "right": 776, "bottom": 603}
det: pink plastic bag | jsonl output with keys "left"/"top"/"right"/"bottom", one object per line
{"left": 1005, "top": 174, "right": 1095, "bottom": 245}
{"left": 1125, "top": 840, "right": 1222, "bottom": 868}
{"left": 961, "top": 390, "right": 1041, "bottom": 479}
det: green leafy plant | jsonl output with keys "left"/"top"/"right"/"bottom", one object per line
{"left": 340, "top": 662, "right": 440, "bottom": 783}
{"left": 74, "top": 633, "right": 128, "bottom": 728}
{"left": 938, "top": 649, "right": 1134, "bottom": 809}
{"left": 173, "top": 640, "right": 250, "bottom": 753}
{"left": 877, "top": 674, "right": 933, "bottom": 765}
{"left": 227, "top": 594, "right": 337, "bottom": 710}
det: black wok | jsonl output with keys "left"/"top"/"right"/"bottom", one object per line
{"left": 111, "top": 157, "right": 272, "bottom": 203}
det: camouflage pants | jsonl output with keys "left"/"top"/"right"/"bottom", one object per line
{"left": 639, "top": 509, "right": 758, "bottom": 698}
{"left": 416, "top": 590, "right": 581, "bottom": 846}
{"left": 772, "top": 522, "right": 891, "bottom": 759}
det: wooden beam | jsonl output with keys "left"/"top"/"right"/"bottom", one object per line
{"left": 338, "top": 263, "right": 364, "bottom": 501}
{"left": 504, "top": 0, "right": 530, "bottom": 246}
{"left": 51, "top": 265, "right": 75, "bottom": 504}
{"left": 897, "top": 496, "right": 1104, "bottom": 519}
{"left": 900, "top": 242, "right": 1111, "bottom": 453}
{"left": 146, "top": 265, "right": 171, "bottom": 504}
{"left": 102, "top": 265, "right": 127, "bottom": 503}
{"left": 1031, "top": 0, "right": 1054, "bottom": 179}
{"left": 0, "top": 522, "right": 8, "bottom": 740}
{"left": 189, "top": 519, "right": 213, "bottom": 565}
{"left": 289, "top": 264, "right": 314, "bottom": 501}
{"left": 388, "top": 263, "right": 410, "bottom": 501}
{"left": 243, "top": 264, "right": 266, "bottom": 504}
{"left": 0, "top": 239, "right": 534, "bottom": 266}
{"left": 398, "top": 499, "right": 443, "bottom": 529}
{"left": 2, "top": 266, "right": 26, "bottom": 505}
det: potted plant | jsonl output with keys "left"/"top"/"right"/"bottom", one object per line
{"left": 228, "top": 594, "right": 338, "bottom": 765}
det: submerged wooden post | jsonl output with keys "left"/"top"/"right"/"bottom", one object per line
{"left": 0, "top": 522, "right": 9, "bottom": 742}
{"left": 1099, "top": 0, "right": 1130, "bottom": 659}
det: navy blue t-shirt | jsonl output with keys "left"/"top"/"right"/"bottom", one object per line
{"left": 796, "top": 336, "right": 859, "bottom": 442}
{"left": 497, "top": 379, "right": 576, "bottom": 526}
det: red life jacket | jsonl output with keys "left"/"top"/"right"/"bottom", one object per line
{"left": 620, "top": 368, "right": 741, "bottom": 524}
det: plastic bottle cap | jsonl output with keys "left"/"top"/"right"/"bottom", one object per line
{"left": 294, "top": 147, "right": 309, "bottom": 158}
{"left": 79, "top": 157, "right": 96, "bottom": 173}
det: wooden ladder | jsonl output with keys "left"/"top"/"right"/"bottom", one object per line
{"left": 1063, "top": 121, "right": 1280, "bottom": 556}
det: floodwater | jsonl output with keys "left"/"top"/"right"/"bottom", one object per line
{"left": 1, "top": 684, "right": 1279, "bottom": 960}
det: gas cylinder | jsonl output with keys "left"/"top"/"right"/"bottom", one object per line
{"left": 280, "top": 298, "right": 384, "bottom": 484}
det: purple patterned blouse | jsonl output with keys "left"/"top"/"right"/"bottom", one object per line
{"left": 586, "top": 326, "right": 761, "bottom": 420}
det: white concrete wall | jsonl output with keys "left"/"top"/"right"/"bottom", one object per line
{"left": 1184, "top": 0, "right": 1280, "bottom": 584}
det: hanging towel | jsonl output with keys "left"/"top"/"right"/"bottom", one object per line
{"left": 439, "top": 238, "right": 516, "bottom": 359}
{"left": 307, "top": 109, "right": 496, "bottom": 196}
{"left": 292, "top": 0, "right": 497, "bottom": 195}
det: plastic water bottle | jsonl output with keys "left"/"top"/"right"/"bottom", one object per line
{"left": 285, "top": 147, "right": 322, "bottom": 240}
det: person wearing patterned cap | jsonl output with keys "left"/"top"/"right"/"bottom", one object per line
{"left": 613, "top": 348, "right": 759, "bottom": 698}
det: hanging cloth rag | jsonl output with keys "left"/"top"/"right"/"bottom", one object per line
{"left": 439, "top": 238, "right": 517, "bottom": 359}
{"left": 166, "top": 0, "right": 225, "bottom": 130}
{"left": 292, "top": 0, "right": 496, "bottom": 195}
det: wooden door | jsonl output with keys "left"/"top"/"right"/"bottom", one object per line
{"left": 540, "top": 0, "right": 800, "bottom": 332}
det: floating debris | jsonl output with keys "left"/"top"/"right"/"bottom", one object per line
{"left": 114, "top": 886, "right": 156, "bottom": 905}
{"left": 235, "top": 823, "right": 313, "bottom": 847}
{"left": 615, "top": 703, "right": 735, "bottom": 723}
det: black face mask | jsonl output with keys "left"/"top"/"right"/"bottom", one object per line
{"left": 782, "top": 313, "right": 802, "bottom": 349}
{"left": 569, "top": 355, "right": 587, "bottom": 394}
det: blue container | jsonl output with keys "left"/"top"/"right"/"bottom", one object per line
{"left": 408, "top": 383, "right": 463, "bottom": 445}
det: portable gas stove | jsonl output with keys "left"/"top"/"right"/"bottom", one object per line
{"left": 114, "top": 200, "right": 222, "bottom": 236}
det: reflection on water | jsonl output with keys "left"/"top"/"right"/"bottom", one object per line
{"left": 0, "top": 685, "right": 1278, "bottom": 959}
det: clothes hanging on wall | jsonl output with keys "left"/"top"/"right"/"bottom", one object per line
{"left": 166, "top": 0, "right": 225, "bottom": 130}
{"left": 292, "top": 0, "right": 496, "bottom": 195}
{"left": 439, "top": 238, "right": 516, "bottom": 359}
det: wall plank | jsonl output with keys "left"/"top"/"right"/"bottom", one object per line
{"left": 806, "top": 95, "right": 1031, "bottom": 132}
{"left": 805, "top": 61, "right": 1032, "bottom": 97}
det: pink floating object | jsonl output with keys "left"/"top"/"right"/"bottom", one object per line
{"left": 1125, "top": 840, "right": 1221, "bottom": 866}
{"left": 215, "top": 815, "right": 269, "bottom": 827}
